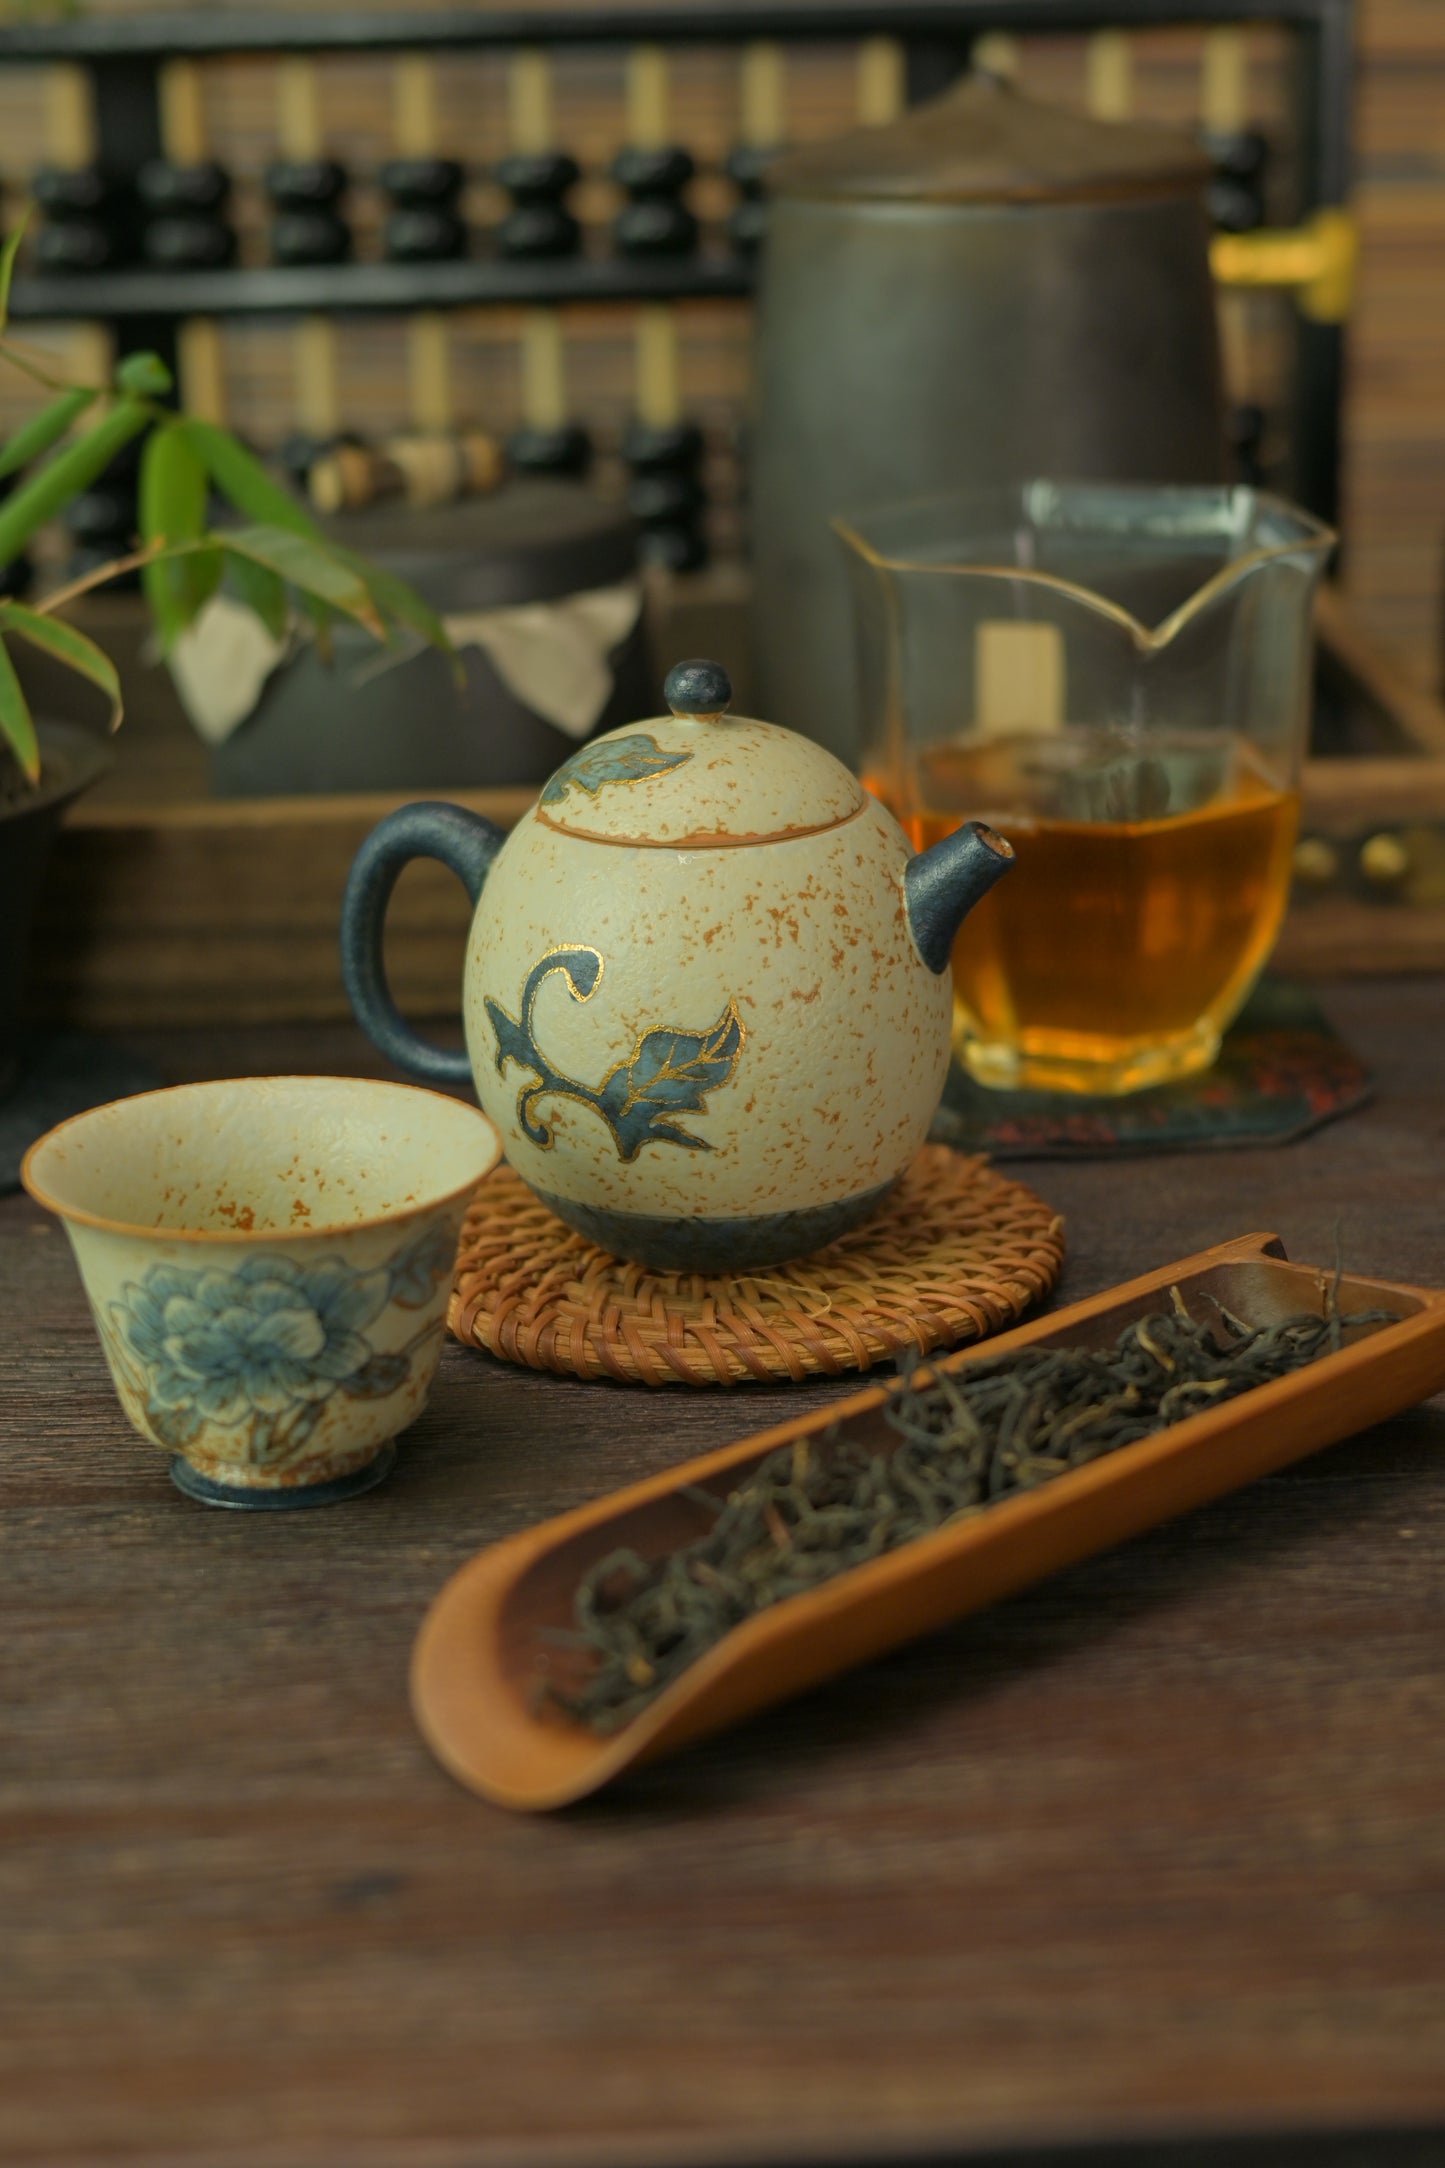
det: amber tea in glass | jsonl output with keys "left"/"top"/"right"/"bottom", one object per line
{"left": 842, "top": 485, "right": 1334, "bottom": 1095}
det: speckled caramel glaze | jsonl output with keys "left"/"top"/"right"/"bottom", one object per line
{"left": 23, "top": 1078, "right": 500, "bottom": 1491}
{"left": 464, "top": 790, "right": 953, "bottom": 1225}
{"left": 538, "top": 713, "right": 864, "bottom": 845}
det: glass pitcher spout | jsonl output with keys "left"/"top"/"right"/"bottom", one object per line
{"left": 839, "top": 483, "right": 1335, "bottom": 1097}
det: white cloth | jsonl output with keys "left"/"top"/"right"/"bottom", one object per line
{"left": 169, "top": 594, "right": 291, "bottom": 747}
{"left": 443, "top": 578, "right": 643, "bottom": 742}
{"left": 168, "top": 576, "right": 644, "bottom": 749}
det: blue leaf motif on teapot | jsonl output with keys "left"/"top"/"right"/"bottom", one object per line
{"left": 539, "top": 733, "right": 693, "bottom": 807}
{"left": 485, "top": 946, "right": 745, "bottom": 1160}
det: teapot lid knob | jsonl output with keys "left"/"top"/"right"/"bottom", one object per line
{"left": 664, "top": 658, "right": 732, "bottom": 720}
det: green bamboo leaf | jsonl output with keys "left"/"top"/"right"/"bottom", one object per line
{"left": 139, "top": 420, "right": 213, "bottom": 648}
{"left": 0, "top": 398, "right": 148, "bottom": 574}
{"left": 0, "top": 600, "right": 123, "bottom": 733}
{"left": 0, "top": 386, "right": 97, "bottom": 481}
{"left": 326, "top": 543, "right": 453, "bottom": 659}
{"left": 0, "top": 630, "right": 39, "bottom": 783}
{"left": 223, "top": 547, "right": 289, "bottom": 643}
{"left": 220, "top": 524, "right": 383, "bottom": 636}
{"left": 305, "top": 597, "right": 335, "bottom": 666}
{"left": 181, "top": 419, "right": 319, "bottom": 542}
{"left": 114, "top": 350, "right": 173, "bottom": 399}
{"left": 0, "top": 212, "right": 27, "bottom": 338}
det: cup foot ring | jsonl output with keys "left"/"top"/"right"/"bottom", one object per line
{"left": 168, "top": 1441, "right": 397, "bottom": 1510}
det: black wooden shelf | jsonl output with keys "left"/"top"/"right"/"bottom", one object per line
{"left": 7, "top": 257, "right": 756, "bottom": 324}
{"left": 0, "top": 0, "right": 1353, "bottom": 63}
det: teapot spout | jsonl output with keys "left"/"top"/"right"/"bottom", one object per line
{"left": 904, "top": 821, "right": 1015, "bottom": 975}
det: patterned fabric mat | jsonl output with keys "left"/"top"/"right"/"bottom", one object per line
{"left": 929, "top": 980, "right": 1371, "bottom": 1161}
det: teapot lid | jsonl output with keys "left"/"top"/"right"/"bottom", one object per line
{"left": 768, "top": 72, "right": 1209, "bottom": 207}
{"left": 535, "top": 660, "right": 865, "bottom": 848}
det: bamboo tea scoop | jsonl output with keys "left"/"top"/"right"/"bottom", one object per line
{"left": 412, "top": 1234, "right": 1445, "bottom": 1812}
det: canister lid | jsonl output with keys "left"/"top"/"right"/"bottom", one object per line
{"left": 321, "top": 481, "right": 639, "bottom": 611}
{"left": 534, "top": 659, "right": 865, "bottom": 848}
{"left": 768, "top": 73, "right": 1210, "bottom": 207}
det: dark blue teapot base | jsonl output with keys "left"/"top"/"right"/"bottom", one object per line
{"left": 530, "top": 1181, "right": 895, "bottom": 1273}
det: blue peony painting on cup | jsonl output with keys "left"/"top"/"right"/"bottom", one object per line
{"left": 107, "top": 1221, "right": 457, "bottom": 1467}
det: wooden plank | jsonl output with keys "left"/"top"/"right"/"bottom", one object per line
{"left": 5, "top": 984, "right": 1445, "bottom": 2162}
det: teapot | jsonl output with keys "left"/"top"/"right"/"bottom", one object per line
{"left": 340, "top": 661, "right": 1012, "bottom": 1271}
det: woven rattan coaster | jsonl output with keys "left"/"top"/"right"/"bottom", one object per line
{"left": 449, "top": 1145, "right": 1064, "bottom": 1388}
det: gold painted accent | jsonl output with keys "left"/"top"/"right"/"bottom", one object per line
{"left": 515, "top": 943, "right": 605, "bottom": 1151}
{"left": 533, "top": 799, "right": 868, "bottom": 851}
{"left": 538, "top": 941, "right": 604, "bottom": 995}
{"left": 1211, "top": 210, "right": 1358, "bottom": 324}
{"left": 1360, "top": 832, "right": 1411, "bottom": 886}
{"left": 834, "top": 497, "right": 1337, "bottom": 659}
{"left": 1292, "top": 836, "right": 1339, "bottom": 887}
{"left": 599, "top": 997, "right": 747, "bottom": 1119}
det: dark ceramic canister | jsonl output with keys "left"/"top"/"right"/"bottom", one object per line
{"left": 209, "top": 483, "right": 654, "bottom": 797}
{"left": 750, "top": 75, "right": 1226, "bottom": 765}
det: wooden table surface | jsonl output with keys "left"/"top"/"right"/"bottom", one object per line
{"left": 5, "top": 979, "right": 1445, "bottom": 2168}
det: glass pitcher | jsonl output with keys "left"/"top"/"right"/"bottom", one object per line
{"left": 838, "top": 482, "right": 1335, "bottom": 1095}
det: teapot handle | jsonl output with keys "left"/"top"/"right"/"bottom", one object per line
{"left": 340, "top": 802, "right": 504, "bottom": 1087}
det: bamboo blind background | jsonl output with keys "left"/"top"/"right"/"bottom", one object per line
{"left": 0, "top": 0, "right": 1439, "bottom": 690}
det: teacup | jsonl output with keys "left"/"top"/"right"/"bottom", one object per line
{"left": 23, "top": 1076, "right": 500, "bottom": 1508}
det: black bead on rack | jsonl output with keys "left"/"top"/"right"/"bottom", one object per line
{"left": 31, "top": 166, "right": 126, "bottom": 275}
{"left": 137, "top": 159, "right": 236, "bottom": 270}
{"left": 380, "top": 158, "right": 466, "bottom": 263}
{"left": 278, "top": 429, "right": 365, "bottom": 498}
{"left": 495, "top": 153, "right": 581, "bottom": 259}
{"left": 265, "top": 159, "right": 351, "bottom": 266}
{"left": 724, "top": 145, "right": 776, "bottom": 256}
{"left": 623, "top": 421, "right": 707, "bottom": 573}
{"left": 610, "top": 146, "right": 697, "bottom": 258}
{"left": 505, "top": 423, "right": 592, "bottom": 480}
{"left": 1203, "top": 129, "right": 1269, "bottom": 234}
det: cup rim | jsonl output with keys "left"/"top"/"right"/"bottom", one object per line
{"left": 21, "top": 1074, "right": 501, "bottom": 1246}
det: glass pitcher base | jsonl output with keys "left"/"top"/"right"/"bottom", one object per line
{"left": 957, "top": 1018, "right": 1223, "bottom": 1099}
